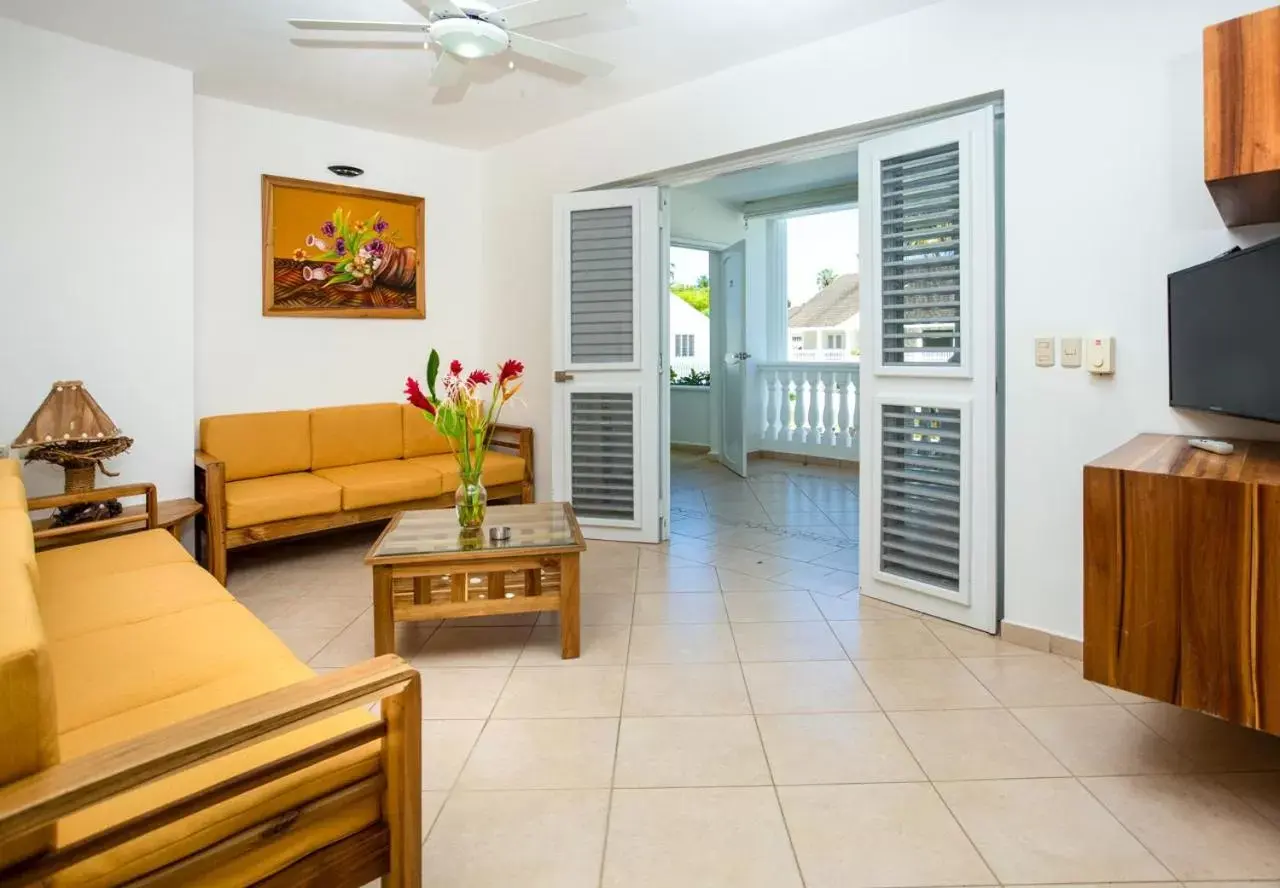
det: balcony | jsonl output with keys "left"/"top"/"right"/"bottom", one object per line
{"left": 755, "top": 361, "right": 860, "bottom": 460}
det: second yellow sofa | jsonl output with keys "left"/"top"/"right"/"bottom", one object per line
{"left": 196, "top": 402, "right": 534, "bottom": 582}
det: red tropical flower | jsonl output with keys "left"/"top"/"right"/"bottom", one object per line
{"left": 466, "top": 369, "right": 492, "bottom": 388}
{"left": 449, "top": 359, "right": 463, "bottom": 376}
{"left": 497, "top": 358, "right": 524, "bottom": 385}
{"left": 404, "top": 377, "right": 436, "bottom": 416}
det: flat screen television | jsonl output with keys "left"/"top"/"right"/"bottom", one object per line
{"left": 1169, "top": 237, "right": 1280, "bottom": 423}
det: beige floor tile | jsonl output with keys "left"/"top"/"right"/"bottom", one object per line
{"left": 712, "top": 549, "right": 805, "bottom": 579}
{"left": 635, "top": 565, "right": 720, "bottom": 593}
{"left": 749, "top": 536, "right": 843, "bottom": 562}
{"left": 1216, "top": 772, "right": 1280, "bottom": 828}
{"left": 491, "top": 666, "right": 624, "bottom": 718}
{"left": 799, "top": 568, "right": 862, "bottom": 597}
{"left": 417, "top": 667, "right": 511, "bottom": 719}
{"left": 538, "top": 592, "right": 635, "bottom": 626}
{"left": 926, "top": 620, "right": 1045, "bottom": 657}
{"left": 770, "top": 562, "right": 839, "bottom": 588}
{"left": 603, "top": 787, "right": 803, "bottom": 888}
{"left": 420, "top": 720, "right": 485, "bottom": 790}
{"left": 457, "top": 718, "right": 618, "bottom": 789}
{"left": 1083, "top": 775, "right": 1280, "bottom": 880}
{"left": 813, "top": 593, "right": 913, "bottom": 621}
{"left": 581, "top": 565, "right": 638, "bottom": 595}
{"left": 856, "top": 659, "right": 1000, "bottom": 711}
{"left": 757, "top": 712, "right": 925, "bottom": 784}
{"left": 962, "top": 655, "right": 1113, "bottom": 707}
{"left": 421, "top": 790, "right": 448, "bottom": 842}
{"left": 716, "top": 569, "right": 793, "bottom": 592}
{"left": 627, "top": 623, "right": 738, "bottom": 664}
{"left": 1012, "top": 705, "right": 1187, "bottom": 776}
{"left": 743, "top": 660, "right": 878, "bottom": 714}
{"left": 731, "top": 621, "right": 846, "bottom": 662}
{"left": 1094, "top": 682, "right": 1153, "bottom": 704}
{"left": 889, "top": 709, "right": 1068, "bottom": 781}
{"left": 583, "top": 541, "right": 641, "bottom": 568}
{"left": 622, "top": 663, "right": 751, "bottom": 716}
{"left": 831, "top": 619, "right": 952, "bottom": 659}
{"left": 723, "top": 591, "right": 823, "bottom": 623}
{"left": 517, "top": 625, "right": 630, "bottom": 667}
{"left": 423, "top": 789, "right": 609, "bottom": 888}
{"left": 443, "top": 611, "right": 539, "bottom": 628}
{"left": 272, "top": 625, "right": 343, "bottom": 663}
{"left": 936, "top": 778, "right": 1172, "bottom": 884}
{"left": 412, "top": 626, "right": 533, "bottom": 668}
{"left": 778, "top": 783, "right": 994, "bottom": 888}
{"left": 614, "top": 716, "right": 771, "bottom": 787}
{"left": 1127, "top": 702, "right": 1280, "bottom": 771}
{"left": 632, "top": 592, "right": 727, "bottom": 624}
{"left": 810, "top": 546, "right": 862, "bottom": 573}
{"left": 310, "top": 610, "right": 436, "bottom": 667}
{"left": 280, "top": 596, "right": 371, "bottom": 630}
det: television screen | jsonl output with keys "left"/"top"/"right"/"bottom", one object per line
{"left": 1169, "top": 238, "right": 1280, "bottom": 423}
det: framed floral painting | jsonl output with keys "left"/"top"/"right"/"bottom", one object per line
{"left": 262, "top": 175, "right": 425, "bottom": 319}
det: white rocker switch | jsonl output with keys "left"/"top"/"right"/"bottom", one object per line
{"left": 1035, "top": 337, "right": 1055, "bottom": 367}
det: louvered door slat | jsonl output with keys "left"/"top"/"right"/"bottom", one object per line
{"left": 570, "top": 392, "right": 635, "bottom": 521}
{"left": 570, "top": 207, "right": 634, "bottom": 364}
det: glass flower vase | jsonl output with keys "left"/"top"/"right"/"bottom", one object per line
{"left": 455, "top": 471, "right": 487, "bottom": 530}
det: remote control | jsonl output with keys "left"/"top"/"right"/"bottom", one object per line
{"left": 1189, "top": 438, "right": 1234, "bottom": 455}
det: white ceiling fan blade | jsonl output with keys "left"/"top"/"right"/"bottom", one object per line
{"left": 404, "top": 0, "right": 467, "bottom": 19}
{"left": 507, "top": 32, "right": 613, "bottom": 77}
{"left": 291, "top": 38, "right": 426, "bottom": 50}
{"left": 497, "top": 0, "right": 623, "bottom": 30}
{"left": 429, "top": 52, "right": 468, "bottom": 87}
{"left": 289, "top": 19, "right": 430, "bottom": 33}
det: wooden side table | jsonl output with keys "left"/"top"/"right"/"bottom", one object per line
{"left": 33, "top": 497, "right": 203, "bottom": 550}
{"left": 365, "top": 502, "right": 586, "bottom": 659}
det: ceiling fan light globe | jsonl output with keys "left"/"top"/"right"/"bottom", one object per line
{"left": 431, "top": 17, "right": 509, "bottom": 60}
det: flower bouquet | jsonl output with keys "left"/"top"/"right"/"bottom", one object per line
{"left": 295, "top": 209, "right": 416, "bottom": 291}
{"left": 405, "top": 350, "right": 524, "bottom": 530}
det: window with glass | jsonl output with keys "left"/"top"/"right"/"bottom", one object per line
{"left": 824, "top": 332, "right": 846, "bottom": 351}
{"left": 675, "top": 334, "right": 696, "bottom": 357}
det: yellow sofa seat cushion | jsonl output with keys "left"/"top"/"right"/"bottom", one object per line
{"left": 38, "top": 561, "right": 232, "bottom": 643}
{"left": 313, "top": 459, "right": 444, "bottom": 510}
{"left": 408, "top": 451, "right": 526, "bottom": 491}
{"left": 223, "top": 473, "right": 341, "bottom": 529}
{"left": 402, "top": 403, "right": 453, "bottom": 457}
{"left": 0, "top": 507, "right": 40, "bottom": 586}
{"left": 200, "top": 410, "right": 312, "bottom": 482}
{"left": 0, "top": 473, "right": 25, "bottom": 510}
{"left": 34, "top": 528, "right": 190, "bottom": 591}
{"left": 49, "top": 608, "right": 380, "bottom": 887}
{"left": 0, "top": 561, "right": 58, "bottom": 871}
{"left": 0, "top": 457, "right": 20, "bottom": 479}
{"left": 310, "top": 403, "right": 404, "bottom": 470}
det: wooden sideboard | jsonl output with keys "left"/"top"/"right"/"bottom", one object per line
{"left": 1083, "top": 434, "right": 1280, "bottom": 736}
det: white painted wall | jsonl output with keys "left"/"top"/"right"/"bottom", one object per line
{"left": 0, "top": 18, "right": 194, "bottom": 499}
{"left": 195, "top": 97, "right": 486, "bottom": 420}
{"left": 670, "top": 387, "right": 711, "bottom": 448}
{"left": 670, "top": 189, "right": 745, "bottom": 248}
{"left": 481, "top": 0, "right": 1280, "bottom": 641}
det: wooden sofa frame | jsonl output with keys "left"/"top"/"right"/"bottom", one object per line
{"left": 196, "top": 423, "right": 535, "bottom": 584}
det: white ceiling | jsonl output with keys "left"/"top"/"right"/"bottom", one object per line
{"left": 0, "top": 0, "right": 942, "bottom": 149}
{"left": 685, "top": 150, "right": 859, "bottom": 206}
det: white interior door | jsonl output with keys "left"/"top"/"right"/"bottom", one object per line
{"left": 857, "top": 107, "right": 998, "bottom": 633}
{"left": 552, "top": 188, "right": 667, "bottom": 542}
{"left": 717, "top": 240, "right": 748, "bottom": 477}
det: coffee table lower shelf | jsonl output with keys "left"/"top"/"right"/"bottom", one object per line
{"left": 371, "top": 552, "right": 581, "bottom": 659}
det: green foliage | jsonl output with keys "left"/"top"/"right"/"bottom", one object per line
{"left": 816, "top": 268, "right": 839, "bottom": 289}
{"left": 426, "top": 350, "right": 440, "bottom": 400}
{"left": 671, "top": 284, "right": 710, "bottom": 316}
{"left": 695, "top": 274, "right": 710, "bottom": 288}
{"left": 672, "top": 368, "right": 711, "bottom": 387}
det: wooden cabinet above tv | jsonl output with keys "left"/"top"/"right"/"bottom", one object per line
{"left": 1205, "top": 6, "right": 1280, "bottom": 227}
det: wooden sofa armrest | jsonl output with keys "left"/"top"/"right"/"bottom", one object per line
{"left": 27, "top": 483, "right": 158, "bottom": 539}
{"left": 0, "top": 655, "right": 421, "bottom": 887}
{"left": 193, "top": 450, "right": 223, "bottom": 472}
{"left": 194, "top": 450, "right": 228, "bottom": 582}
{"left": 490, "top": 424, "right": 534, "bottom": 481}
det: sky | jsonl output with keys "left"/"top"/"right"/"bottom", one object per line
{"left": 670, "top": 210, "right": 858, "bottom": 307}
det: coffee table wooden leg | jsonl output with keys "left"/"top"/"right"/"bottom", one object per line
{"left": 487, "top": 571, "right": 506, "bottom": 600}
{"left": 559, "top": 553, "right": 580, "bottom": 659}
{"left": 373, "top": 566, "right": 395, "bottom": 656}
{"left": 450, "top": 572, "right": 467, "bottom": 602}
{"left": 413, "top": 576, "right": 430, "bottom": 605}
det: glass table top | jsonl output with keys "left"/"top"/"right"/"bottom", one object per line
{"left": 367, "top": 502, "right": 584, "bottom": 561}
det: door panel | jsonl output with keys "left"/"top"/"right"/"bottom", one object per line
{"left": 552, "top": 189, "right": 665, "bottom": 542}
{"left": 718, "top": 241, "right": 748, "bottom": 478}
{"left": 859, "top": 108, "right": 997, "bottom": 633}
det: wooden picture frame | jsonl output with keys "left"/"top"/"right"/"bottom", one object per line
{"left": 262, "top": 175, "right": 425, "bottom": 319}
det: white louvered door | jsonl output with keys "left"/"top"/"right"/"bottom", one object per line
{"left": 552, "top": 188, "right": 666, "bottom": 543}
{"left": 858, "top": 108, "right": 998, "bottom": 633}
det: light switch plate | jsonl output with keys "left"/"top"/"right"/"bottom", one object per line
{"left": 1035, "top": 337, "right": 1055, "bottom": 367}
{"left": 1087, "top": 336, "right": 1115, "bottom": 375}
{"left": 1061, "top": 337, "right": 1083, "bottom": 368}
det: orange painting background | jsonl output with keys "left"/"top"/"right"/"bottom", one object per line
{"left": 271, "top": 186, "right": 419, "bottom": 261}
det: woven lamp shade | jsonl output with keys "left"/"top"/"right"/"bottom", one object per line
{"left": 12, "top": 381, "right": 121, "bottom": 448}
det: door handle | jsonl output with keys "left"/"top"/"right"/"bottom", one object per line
{"left": 735, "top": 352, "right": 752, "bottom": 361}
{"left": 554, "top": 370, "right": 575, "bottom": 383}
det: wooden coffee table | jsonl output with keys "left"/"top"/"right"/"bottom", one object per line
{"left": 365, "top": 502, "right": 586, "bottom": 659}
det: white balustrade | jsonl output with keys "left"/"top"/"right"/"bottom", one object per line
{"left": 754, "top": 361, "right": 860, "bottom": 458}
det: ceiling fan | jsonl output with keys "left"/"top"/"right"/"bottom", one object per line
{"left": 290, "top": 0, "right": 622, "bottom": 98}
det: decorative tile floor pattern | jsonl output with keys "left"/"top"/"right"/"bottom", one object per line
{"left": 226, "top": 453, "right": 1280, "bottom": 887}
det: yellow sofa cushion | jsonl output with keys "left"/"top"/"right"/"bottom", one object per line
{"left": 402, "top": 403, "right": 453, "bottom": 457}
{"left": 223, "top": 473, "right": 341, "bottom": 529}
{"left": 38, "top": 561, "right": 232, "bottom": 644}
{"left": 0, "top": 474, "right": 25, "bottom": 510}
{"left": 49, "top": 607, "right": 379, "bottom": 886}
{"left": 34, "top": 528, "right": 190, "bottom": 591}
{"left": 310, "top": 403, "right": 403, "bottom": 470}
{"left": 0, "top": 507, "right": 40, "bottom": 586}
{"left": 313, "top": 459, "right": 444, "bottom": 510}
{"left": 408, "top": 451, "right": 526, "bottom": 491}
{"left": 0, "top": 457, "right": 20, "bottom": 479}
{"left": 0, "top": 560, "right": 58, "bottom": 871}
{"left": 200, "top": 410, "right": 312, "bottom": 482}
